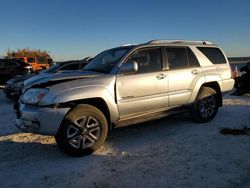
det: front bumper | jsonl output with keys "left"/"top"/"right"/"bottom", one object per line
{"left": 15, "top": 103, "right": 70, "bottom": 135}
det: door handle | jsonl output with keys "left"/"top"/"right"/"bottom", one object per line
{"left": 191, "top": 69, "right": 199, "bottom": 75}
{"left": 156, "top": 74, "right": 166, "bottom": 80}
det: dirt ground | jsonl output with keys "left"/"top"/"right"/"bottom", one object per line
{"left": 0, "top": 89, "right": 250, "bottom": 188}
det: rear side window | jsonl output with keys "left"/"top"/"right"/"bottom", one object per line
{"left": 165, "top": 48, "right": 188, "bottom": 69}
{"left": 197, "top": 47, "right": 227, "bottom": 64}
{"left": 37, "top": 57, "right": 48, "bottom": 64}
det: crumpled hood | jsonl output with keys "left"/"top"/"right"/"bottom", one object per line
{"left": 24, "top": 71, "right": 103, "bottom": 89}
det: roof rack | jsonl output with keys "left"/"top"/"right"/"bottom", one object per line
{"left": 147, "top": 40, "right": 213, "bottom": 45}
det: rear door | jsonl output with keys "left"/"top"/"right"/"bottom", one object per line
{"left": 166, "top": 47, "right": 202, "bottom": 106}
{"left": 116, "top": 47, "right": 169, "bottom": 118}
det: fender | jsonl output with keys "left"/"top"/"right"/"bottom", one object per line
{"left": 50, "top": 86, "right": 119, "bottom": 123}
{"left": 187, "top": 74, "right": 222, "bottom": 104}
{"left": 39, "top": 82, "right": 120, "bottom": 122}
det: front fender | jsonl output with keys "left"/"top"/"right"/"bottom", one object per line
{"left": 40, "top": 85, "right": 119, "bottom": 122}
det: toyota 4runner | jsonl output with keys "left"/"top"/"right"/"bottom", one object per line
{"left": 15, "top": 40, "right": 235, "bottom": 156}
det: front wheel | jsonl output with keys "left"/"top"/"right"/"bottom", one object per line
{"left": 190, "top": 87, "right": 219, "bottom": 123}
{"left": 55, "top": 104, "right": 108, "bottom": 157}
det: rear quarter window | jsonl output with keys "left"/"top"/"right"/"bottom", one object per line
{"left": 197, "top": 47, "right": 227, "bottom": 64}
{"left": 187, "top": 47, "right": 200, "bottom": 67}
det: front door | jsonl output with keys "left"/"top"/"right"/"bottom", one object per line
{"left": 116, "top": 47, "right": 169, "bottom": 119}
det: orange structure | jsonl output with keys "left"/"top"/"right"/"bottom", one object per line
{"left": 14, "top": 56, "right": 53, "bottom": 72}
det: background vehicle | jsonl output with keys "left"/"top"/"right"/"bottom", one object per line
{"left": 4, "top": 58, "right": 91, "bottom": 99}
{"left": 15, "top": 40, "right": 234, "bottom": 157}
{"left": 14, "top": 56, "right": 53, "bottom": 72}
{"left": 6, "top": 48, "right": 53, "bottom": 72}
{"left": 0, "top": 59, "right": 33, "bottom": 86}
{"left": 232, "top": 61, "right": 250, "bottom": 95}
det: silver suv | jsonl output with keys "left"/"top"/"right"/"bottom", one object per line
{"left": 15, "top": 40, "right": 234, "bottom": 156}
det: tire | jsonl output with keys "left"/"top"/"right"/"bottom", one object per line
{"left": 190, "top": 87, "right": 219, "bottom": 123}
{"left": 55, "top": 104, "right": 108, "bottom": 157}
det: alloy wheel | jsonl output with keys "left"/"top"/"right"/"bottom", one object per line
{"left": 199, "top": 95, "right": 216, "bottom": 119}
{"left": 66, "top": 116, "right": 100, "bottom": 149}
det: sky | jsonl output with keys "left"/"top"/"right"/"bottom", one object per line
{"left": 0, "top": 0, "right": 249, "bottom": 61}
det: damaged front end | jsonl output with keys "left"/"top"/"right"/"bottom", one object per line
{"left": 15, "top": 71, "right": 103, "bottom": 135}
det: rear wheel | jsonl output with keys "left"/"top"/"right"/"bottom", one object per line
{"left": 55, "top": 104, "right": 108, "bottom": 157}
{"left": 190, "top": 87, "right": 219, "bottom": 123}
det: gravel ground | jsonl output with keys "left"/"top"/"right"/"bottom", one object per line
{"left": 0, "top": 89, "right": 250, "bottom": 188}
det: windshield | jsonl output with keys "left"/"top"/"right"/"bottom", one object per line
{"left": 84, "top": 48, "right": 130, "bottom": 73}
{"left": 40, "top": 63, "right": 60, "bottom": 73}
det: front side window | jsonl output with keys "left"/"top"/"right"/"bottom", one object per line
{"left": 197, "top": 47, "right": 227, "bottom": 64}
{"left": 127, "top": 48, "right": 162, "bottom": 73}
{"left": 60, "top": 63, "right": 80, "bottom": 70}
{"left": 84, "top": 48, "right": 130, "bottom": 73}
{"left": 41, "top": 63, "right": 60, "bottom": 73}
{"left": 27, "top": 58, "right": 35, "bottom": 63}
{"left": 166, "top": 48, "right": 188, "bottom": 70}
{"left": 18, "top": 58, "right": 25, "bottom": 62}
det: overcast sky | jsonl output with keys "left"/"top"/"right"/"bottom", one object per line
{"left": 0, "top": 0, "right": 249, "bottom": 61}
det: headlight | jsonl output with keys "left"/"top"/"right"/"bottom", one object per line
{"left": 22, "top": 88, "right": 49, "bottom": 105}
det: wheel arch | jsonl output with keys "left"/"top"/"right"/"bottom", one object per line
{"left": 188, "top": 78, "right": 222, "bottom": 107}
{"left": 59, "top": 97, "right": 112, "bottom": 131}
{"left": 201, "top": 82, "right": 222, "bottom": 107}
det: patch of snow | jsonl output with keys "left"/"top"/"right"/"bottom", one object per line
{"left": 0, "top": 89, "right": 249, "bottom": 187}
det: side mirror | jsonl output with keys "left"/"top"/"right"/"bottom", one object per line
{"left": 119, "top": 61, "right": 138, "bottom": 74}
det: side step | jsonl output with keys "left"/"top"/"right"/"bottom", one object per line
{"left": 115, "top": 107, "right": 189, "bottom": 128}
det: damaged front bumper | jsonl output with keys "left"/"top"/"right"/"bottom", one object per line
{"left": 14, "top": 103, "right": 70, "bottom": 135}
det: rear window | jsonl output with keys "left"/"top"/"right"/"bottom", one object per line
{"left": 197, "top": 47, "right": 227, "bottom": 64}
